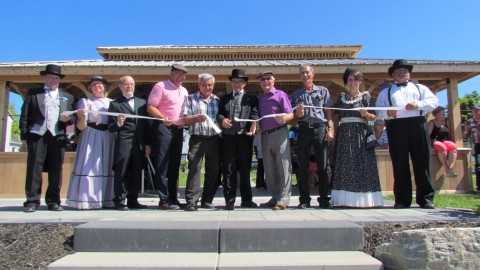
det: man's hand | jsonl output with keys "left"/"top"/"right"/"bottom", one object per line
{"left": 60, "top": 113, "right": 71, "bottom": 122}
{"left": 405, "top": 102, "right": 418, "bottom": 111}
{"left": 274, "top": 115, "right": 286, "bottom": 124}
{"left": 196, "top": 114, "right": 207, "bottom": 123}
{"left": 222, "top": 118, "right": 233, "bottom": 129}
{"left": 295, "top": 103, "right": 305, "bottom": 118}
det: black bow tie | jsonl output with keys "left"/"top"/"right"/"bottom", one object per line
{"left": 395, "top": 82, "right": 409, "bottom": 87}
{"left": 125, "top": 96, "right": 134, "bottom": 101}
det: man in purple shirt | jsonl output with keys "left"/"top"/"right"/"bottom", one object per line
{"left": 257, "top": 71, "right": 294, "bottom": 210}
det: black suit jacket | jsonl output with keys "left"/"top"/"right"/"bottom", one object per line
{"left": 218, "top": 92, "right": 258, "bottom": 134}
{"left": 108, "top": 96, "right": 151, "bottom": 169}
{"left": 20, "top": 87, "right": 75, "bottom": 141}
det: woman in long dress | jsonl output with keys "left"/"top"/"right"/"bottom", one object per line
{"left": 331, "top": 68, "right": 383, "bottom": 208}
{"left": 66, "top": 76, "right": 115, "bottom": 209}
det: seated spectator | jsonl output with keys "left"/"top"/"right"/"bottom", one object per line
{"left": 373, "top": 119, "right": 389, "bottom": 149}
{"left": 428, "top": 106, "right": 458, "bottom": 177}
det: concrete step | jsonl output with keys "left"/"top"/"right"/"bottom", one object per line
{"left": 74, "top": 220, "right": 363, "bottom": 252}
{"left": 49, "top": 251, "right": 383, "bottom": 270}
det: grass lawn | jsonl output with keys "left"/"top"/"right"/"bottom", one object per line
{"left": 179, "top": 167, "right": 478, "bottom": 212}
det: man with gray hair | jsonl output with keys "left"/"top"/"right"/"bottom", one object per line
{"left": 291, "top": 65, "right": 334, "bottom": 209}
{"left": 182, "top": 73, "right": 222, "bottom": 211}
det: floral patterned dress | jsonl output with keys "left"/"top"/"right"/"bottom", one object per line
{"left": 331, "top": 92, "right": 383, "bottom": 207}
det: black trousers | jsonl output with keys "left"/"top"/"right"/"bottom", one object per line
{"left": 113, "top": 141, "right": 143, "bottom": 205}
{"left": 25, "top": 131, "right": 66, "bottom": 207}
{"left": 184, "top": 135, "right": 221, "bottom": 205}
{"left": 222, "top": 134, "right": 254, "bottom": 205}
{"left": 296, "top": 125, "right": 329, "bottom": 204}
{"left": 386, "top": 116, "right": 435, "bottom": 207}
{"left": 473, "top": 143, "right": 480, "bottom": 190}
{"left": 152, "top": 123, "right": 184, "bottom": 204}
{"left": 256, "top": 158, "right": 265, "bottom": 187}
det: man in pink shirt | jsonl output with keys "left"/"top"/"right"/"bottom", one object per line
{"left": 148, "top": 64, "right": 189, "bottom": 210}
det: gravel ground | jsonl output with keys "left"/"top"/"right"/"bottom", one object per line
{"left": 1, "top": 221, "right": 479, "bottom": 269}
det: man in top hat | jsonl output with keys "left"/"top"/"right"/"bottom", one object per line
{"left": 217, "top": 69, "right": 259, "bottom": 210}
{"left": 463, "top": 104, "right": 480, "bottom": 193}
{"left": 376, "top": 59, "right": 438, "bottom": 209}
{"left": 147, "top": 64, "right": 189, "bottom": 210}
{"left": 20, "top": 64, "right": 75, "bottom": 212}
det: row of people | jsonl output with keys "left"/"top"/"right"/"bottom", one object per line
{"left": 20, "top": 59, "right": 440, "bottom": 212}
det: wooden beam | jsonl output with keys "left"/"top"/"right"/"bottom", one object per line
{"left": 446, "top": 77, "right": 462, "bottom": 146}
{"left": 0, "top": 81, "right": 9, "bottom": 152}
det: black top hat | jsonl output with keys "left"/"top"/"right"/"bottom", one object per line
{"left": 39, "top": 64, "right": 65, "bottom": 78}
{"left": 388, "top": 59, "right": 413, "bottom": 76}
{"left": 87, "top": 75, "right": 108, "bottom": 85}
{"left": 171, "top": 64, "right": 188, "bottom": 73}
{"left": 228, "top": 69, "right": 249, "bottom": 82}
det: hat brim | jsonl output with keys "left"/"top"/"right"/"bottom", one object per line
{"left": 228, "top": 76, "right": 249, "bottom": 82}
{"left": 388, "top": 65, "right": 413, "bottom": 76}
{"left": 40, "top": 71, "right": 65, "bottom": 79}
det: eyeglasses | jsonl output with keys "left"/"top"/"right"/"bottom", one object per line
{"left": 91, "top": 83, "right": 103, "bottom": 87}
{"left": 260, "top": 77, "right": 273, "bottom": 81}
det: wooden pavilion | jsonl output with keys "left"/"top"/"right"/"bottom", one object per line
{"left": 0, "top": 44, "right": 479, "bottom": 195}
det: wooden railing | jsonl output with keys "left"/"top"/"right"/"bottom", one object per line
{"left": 0, "top": 149, "right": 472, "bottom": 197}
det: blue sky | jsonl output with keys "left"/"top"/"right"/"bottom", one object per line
{"left": 2, "top": 0, "right": 479, "bottom": 112}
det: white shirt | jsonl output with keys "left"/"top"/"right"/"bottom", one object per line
{"left": 375, "top": 82, "right": 438, "bottom": 119}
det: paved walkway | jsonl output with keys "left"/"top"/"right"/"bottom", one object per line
{"left": 1, "top": 187, "right": 478, "bottom": 224}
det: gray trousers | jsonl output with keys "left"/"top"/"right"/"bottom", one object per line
{"left": 261, "top": 126, "right": 292, "bottom": 205}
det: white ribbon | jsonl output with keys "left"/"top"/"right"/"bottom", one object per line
{"left": 234, "top": 105, "right": 404, "bottom": 122}
{"left": 65, "top": 110, "right": 222, "bottom": 134}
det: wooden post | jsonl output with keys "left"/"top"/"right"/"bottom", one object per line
{"left": 0, "top": 81, "right": 9, "bottom": 152}
{"left": 446, "top": 77, "right": 462, "bottom": 146}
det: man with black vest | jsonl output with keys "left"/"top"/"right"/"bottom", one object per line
{"left": 20, "top": 64, "right": 75, "bottom": 212}
{"left": 376, "top": 59, "right": 438, "bottom": 209}
{"left": 218, "top": 69, "right": 259, "bottom": 210}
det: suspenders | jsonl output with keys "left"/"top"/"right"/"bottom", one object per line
{"left": 387, "top": 82, "right": 423, "bottom": 116}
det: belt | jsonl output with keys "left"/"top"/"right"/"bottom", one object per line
{"left": 298, "top": 122, "right": 323, "bottom": 129}
{"left": 261, "top": 125, "right": 286, "bottom": 135}
{"left": 166, "top": 124, "right": 184, "bottom": 129}
{"left": 87, "top": 123, "right": 109, "bottom": 131}
{"left": 339, "top": 117, "right": 367, "bottom": 125}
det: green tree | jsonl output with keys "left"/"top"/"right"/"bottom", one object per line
{"left": 459, "top": 90, "right": 480, "bottom": 124}
{"left": 8, "top": 103, "right": 20, "bottom": 135}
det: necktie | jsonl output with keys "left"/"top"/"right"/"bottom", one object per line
{"left": 395, "top": 81, "right": 409, "bottom": 87}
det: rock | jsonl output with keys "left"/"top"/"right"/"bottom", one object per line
{"left": 374, "top": 227, "right": 480, "bottom": 270}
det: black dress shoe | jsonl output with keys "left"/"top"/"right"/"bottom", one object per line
{"left": 240, "top": 201, "right": 258, "bottom": 208}
{"left": 47, "top": 204, "right": 64, "bottom": 211}
{"left": 185, "top": 204, "right": 197, "bottom": 211}
{"left": 127, "top": 201, "right": 147, "bottom": 209}
{"left": 24, "top": 204, "right": 38, "bottom": 213}
{"left": 114, "top": 204, "right": 128, "bottom": 211}
{"left": 297, "top": 203, "right": 310, "bottom": 209}
{"left": 420, "top": 201, "right": 435, "bottom": 209}
{"left": 201, "top": 202, "right": 215, "bottom": 209}
{"left": 393, "top": 203, "right": 410, "bottom": 209}
{"left": 224, "top": 204, "right": 235, "bottom": 210}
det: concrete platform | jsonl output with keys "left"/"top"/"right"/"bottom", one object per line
{"left": 1, "top": 186, "right": 478, "bottom": 225}
{"left": 48, "top": 251, "right": 383, "bottom": 270}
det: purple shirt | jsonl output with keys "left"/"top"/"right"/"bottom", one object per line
{"left": 258, "top": 87, "right": 292, "bottom": 131}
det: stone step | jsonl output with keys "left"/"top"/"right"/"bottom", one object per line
{"left": 49, "top": 251, "right": 383, "bottom": 270}
{"left": 74, "top": 220, "right": 363, "bottom": 252}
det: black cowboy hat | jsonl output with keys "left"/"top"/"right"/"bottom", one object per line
{"left": 388, "top": 59, "right": 413, "bottom": 77}
{"left": 87, "top": 75, "right": 107, "bottom": 85}
{"left": 228, "top": 69, "right": 249, "bottom": 82}
{"left": 39, "top": 64, "right": 65, "bottom": 78}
